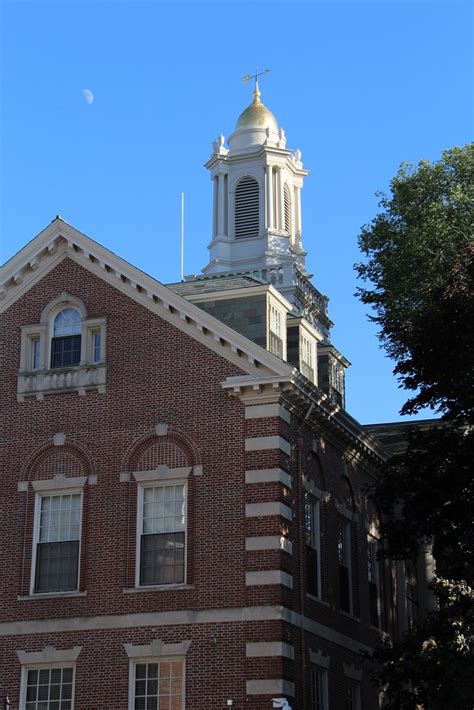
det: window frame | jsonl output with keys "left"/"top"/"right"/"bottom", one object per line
{"left": 346, "top": 680, "right": 361, "bottom": 710}
{"left": 19, "top": 295, "right": 106, "bottom": 375}
{"left": 305, "top": 495, "right": 321, "bottom": 599}
{"left": 337, "top": 513, "right": 353, "bottom": 616}
{"left": 266, "top": 294, "right": 287, "bottom": 361}
{"left": 30, "top": 487, "right": 84, "bottom": 597}
{"left": 135, "top": 478, "right": 188, "bottom": 589}
{"left": 310, "top": 664, "right": 329, "bottom": 710}
{"left": 19, "top": 663, "right": 76, "bottom": 710}
{"left": 127, "top": 656, "right": 186, "bottom": 710}
{"left": 367, "top": 534, "right": 383, "bottom": 628}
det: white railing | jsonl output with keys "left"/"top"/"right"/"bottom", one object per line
{"left": 18, "top": 364, "right": 106, "bottom": 399}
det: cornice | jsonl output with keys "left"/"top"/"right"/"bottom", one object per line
{"left": 222, "top": 373, "right": 387, "bottom": 466}
{"left": 0, "top": 219, "right": 292, "bottom": 379}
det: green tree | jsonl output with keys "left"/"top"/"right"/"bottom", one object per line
{"left": 356, "top": 144, "right": 474, "bottom": 709}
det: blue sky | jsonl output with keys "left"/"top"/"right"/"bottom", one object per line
{"left": 1, "top": 0, "right": 472, "bottom": 424}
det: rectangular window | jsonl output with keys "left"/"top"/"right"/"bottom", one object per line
{"left": 133, "top": 660, "right": 184, "bottom": 710}
{"left": 301, "top": 335, "right": 315, "bottom": 382}
{"left": 139, "top": 484, "right": 186, "bottom": 586}
{"left": 405, "top": 559, "right": 419, "bottom": 629}
{"left": 33, "top": 493, "right": 81, "bottom": 593}
{"left": 346, "top": 681, "right": 361, "bottom": 710}
{"left": 338, "top": 517, "right": 352, "bottom": 614}
{"left": 368, "top": 536, "right": 380, "bottom": 627}
{"left": 92, "top": 331, "right": 101, "bottom": 363}
{"left": 268, "top": 304, "right": 284, "bottom": 358}
{"left": 24, "top": 667, "right": 74, "bottom": 710}
{"left": 51, "top": 335, "right": 81, "bottom": 368}
{"left": 31, "top": 338, "right": 41, "bottom": 370}
{"left": 310, "top": 666, "right": 328, "bottom": 710}
{"left": 305, "top": 495, "right": 321, "bottom": 598}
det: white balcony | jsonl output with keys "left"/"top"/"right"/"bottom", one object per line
{"left": 17, "top": 363, "right": 106, "bottom": 400}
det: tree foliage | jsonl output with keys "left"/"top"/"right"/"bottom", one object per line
{"left": 372, "top": 578, "right": 474, "bottom": 710}
{"left": 356, "top": 144, "right": 474, "bottom": 708}
{"left": 356, "top": 144, "right": 473, "bottom": 417}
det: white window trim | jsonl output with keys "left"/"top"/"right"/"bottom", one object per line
{"left": 266, "top": 294, "right": 287, "bottom": 361}
{"left": 338, "top": 515, "right": 353, "bottom": 616}
{"left": 125, "top": 641, "right": 189, "bottom": 710}
{"left": 306, "top": 495, "right": 322, "bottom": 601}
{"left": 368, "top": 534, "right": 382, "bottom": 628}
{"left": 309, "top": 662, "right": 329, "bottom": 710}
{"left": 135, "top": 476, "right": 188, "bottom": 589}
{"left": 344, "top": 677, "right": 362, "bottom": 710}
{"left": 30, "top": 488, "right": 84, "bottom": 597}
{"left": 19, "top": 295, "right": 106, "bottom": 375}
{"left": 18, "top": 648, "right": 79, "bottom": 710}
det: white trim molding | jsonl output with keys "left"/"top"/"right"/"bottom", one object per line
{"left": 245, "top": 468, "right": 292, "bottom": 488}
{"left": 308, "top": 648, "right": 330, "bottom": 669}
{"left": 343, "top": 663, "right": 362, "bottom": 681}
{"left": 0, "top": 605, "right": 374, "bottom": 653}
{"left": 245, "top": 502, "right": 292, "bottom": 520}
{"left": 245, "top": 436, "right": 291, "bottom": 455}
{"left": 133, "top": 466, "right": 192, "bottom": 482}
{"left": 246, "top": 571, "right": 293, "bottom": 589}
{"left": 246, "top": 536, "right": 293, "bottom": 554}
{"left": 246, "top": 679, "right": 295, "bottom": 697}
{"left": 245, "top": 403, "right": 291, "bottom": 422}
{"left": 246, "top": 642, "right": 294, "bottom": 659}
{"left": 303, "top": 478, "right": 330, "bottom": 502}
{"left": 124, "top": 639, "right": 191, "bottom": 658}
{"left": 31, "top": 475, "right": 88, "bottom": 492}
{"left": 17, "top": 646, "right": 82, "bottom": 664}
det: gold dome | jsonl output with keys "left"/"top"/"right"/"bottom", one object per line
{"left": 235, "top": 86, "right": 279, "bottom": 132}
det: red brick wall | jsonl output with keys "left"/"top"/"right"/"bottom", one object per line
{"left": 0, "top": 257, "right": 387, "bottom": 708}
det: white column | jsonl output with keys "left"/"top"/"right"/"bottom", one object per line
{"left": 295, "top": 186, "right": 302, "bottom": 247}
{"left": 217, "top": 173, "right": 225, "bottom": 236}
{"left": 278, "top": 168, "right": 285, "bottom": 232}
{"left": 266, "top": 166, "right": 274, "bottom": 231}
{"left": 212, "top": 176, "right": 218, "bottom": 239}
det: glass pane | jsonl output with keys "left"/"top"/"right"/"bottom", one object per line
{"left": 35, "top": 540, "right": 79, "bottom": 592}
{"left": 136, "top": 664, "right": 147, "bottom": 679}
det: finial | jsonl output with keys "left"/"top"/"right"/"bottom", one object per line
{"left": 242, "top": 67, "right": 270, "bottom": 104}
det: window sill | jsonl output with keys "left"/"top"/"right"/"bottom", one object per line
{"left": 18, "top": 591, "right": 87, "bottom": 600}
{"left": 17, "top": 363, "right": 106, "bottom": 400}
{"left": 123, "top": 584, "right": 194, "bottom": 593}
{"left": 340, "top": 610, "right": 360, "bottom": 622}
{"left": 306, "top": 594, "right": 330, "bottom": 607}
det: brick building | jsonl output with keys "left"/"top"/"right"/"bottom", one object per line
{"left": 0, "top": 82, "right": 432, "bottom": 709}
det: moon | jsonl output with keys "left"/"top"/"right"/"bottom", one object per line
{"left": 82, "top": 89, "right": 94, "bottom": 105}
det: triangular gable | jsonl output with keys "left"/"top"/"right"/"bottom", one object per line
{"left": 0, "top": 218, "right": 294, "bottom": 379}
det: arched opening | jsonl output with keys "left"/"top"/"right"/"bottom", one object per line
{"left": 51, "top": 308, "right": 81, "bottom": 368}
{"left": 235, "top": 176, "right": 259, "bottom": 239}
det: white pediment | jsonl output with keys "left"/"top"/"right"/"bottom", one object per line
{"left": 0, "top": 218, "right": 294, "bottom": 379}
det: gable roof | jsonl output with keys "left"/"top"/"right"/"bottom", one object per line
{"left": 0, "top": 217, "right": 292, "bottom": 379}
{"left": 1, "top": 217, "right": 387, "bottom": 463}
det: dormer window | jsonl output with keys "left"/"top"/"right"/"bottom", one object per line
{"left": 51, "top": 308, "right": 82, "bottom": 368}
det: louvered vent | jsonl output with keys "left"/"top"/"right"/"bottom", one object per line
{"left": 235, "top": 176, "right": 259, "bottom": 239}
{"left": 284, "top": 184, "right": 291, "bottom": 234}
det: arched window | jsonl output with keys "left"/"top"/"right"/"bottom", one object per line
{"left": 51, "top": 308, "right": 82, "bottom": 368}
{"left": 235, "top": 176, "right": 259, "bottom": 239}
{"left": 283, "top": 183, "right": 291, "bottom": 234}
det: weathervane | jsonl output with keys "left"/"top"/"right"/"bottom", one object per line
{"left": 242, "top": 67, "right": 270, "bottom": 101}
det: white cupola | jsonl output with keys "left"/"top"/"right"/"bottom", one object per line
{"left": 203, "top": 79, "right": 309, "bottom": 290}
